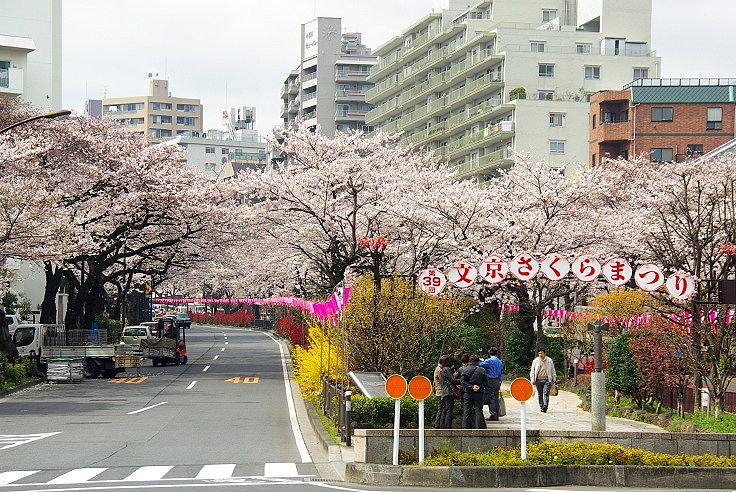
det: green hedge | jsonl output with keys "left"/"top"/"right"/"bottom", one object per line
{"left": 351, "top": 394, "right": 441, "bottom": 428}
{"left": 0, "top": 356, "right": 39, "bottom": 391}
{"left": 423, "top": 441, "right": 736, "bottom": 467}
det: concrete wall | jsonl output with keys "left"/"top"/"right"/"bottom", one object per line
{"left": 353, "top": 429, "right": 736, "bottom": 464}
{"left": 0, "top": 0, "right": 61, "bottom": 110}
{"left": 601, "top": 0, "right": 652, "bottom": 44}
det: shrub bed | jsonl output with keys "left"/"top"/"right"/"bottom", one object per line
{"left": 351, "top": 394, "right": 440, "bottom": 428}
{"left": 422, "top": 441, "right": 736, "bottom": 467}
{"left": 0, "top": 356, "right": 40, "bottom": 391}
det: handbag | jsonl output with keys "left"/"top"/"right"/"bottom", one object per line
{"left": 452, "top": 386, "right": 462, "bottom": 400}
{"left": 549, "top": 382, "right": 559, "bottom": 396}
{"left": 498, "top": 395, "right": 506, "bottom": 417}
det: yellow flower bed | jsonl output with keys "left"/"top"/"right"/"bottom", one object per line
{"left": 422, "top": 441, "right": 736, "bottom": 467}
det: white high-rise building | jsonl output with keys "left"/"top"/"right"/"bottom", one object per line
{"left": 280, "top": 18, "right": 377, "bottom": 135}
{"left": 0, "top": 0, "right": 62, "bottom": 111}
{"left": 365, "top": 0, "right": 661, "bottom": 179}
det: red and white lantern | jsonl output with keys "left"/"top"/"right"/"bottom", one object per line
{"left": 509, "top": 253, "right": 539, "bottom": 281}
{"left": 634, "top": 264, "right": 665, "bottom": 291}
{"left": 479, "top": 255, "right": 508, "bottom": 284}
{"left": 572, "top": 255, "right": 601, "bottom": 282}
{"left": 446, "top": 261, "right": 478, "bottom": 288}
{"left": 602, "top": 257, "right": 633, "bottom": 287}
{"left": 540, "top": 253, "right": 570, "bottom": 281}
{"left": 418, "top": 268, "right": 447, "bottom": 296}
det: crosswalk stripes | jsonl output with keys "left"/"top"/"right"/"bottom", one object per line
{"left": 194, "top": 464, "right": 236, "bottom": 479}
{"left": 0, "top": 463, "right": 316, "bottom": 486}
{"left": 0, "top": 432, "right": 61, "bottom": 450}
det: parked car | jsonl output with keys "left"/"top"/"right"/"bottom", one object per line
{"left": 120, "top": 325, "right": 153, "bottom": 347}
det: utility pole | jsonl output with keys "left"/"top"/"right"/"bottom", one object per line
{"left": 587, "top": 320, "right": 609, "bottom": 431}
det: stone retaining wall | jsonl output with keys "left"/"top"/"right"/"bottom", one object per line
{"left": 353, "top": 429, "right": 736, "bottom": 464}
{"left": 346, "top": 463, "right": 736, "bottom": 488}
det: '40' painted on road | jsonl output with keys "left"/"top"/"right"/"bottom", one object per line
{"left": 224, "top": 376, "right": 259, "bottom": 384}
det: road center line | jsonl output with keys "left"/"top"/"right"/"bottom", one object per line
{"left": 224, "top": 341, "right": 229, "bottom": 345}
{"left": 213, "top": 355, "right": 219, "bottom": 360}
{"left": 264, "top": 332, "right": 312, "bottom": 463}
{"left": 127, "top": 402, "right": 168, "bottom": 415}
{"left": 187, "top": 381, "right": 198, "bottom": 390}
{"left": 202, "top": 366, "right": 210, "bottom": 372}
{"left": 220, "top": 347, "right": 225, "bottom": 352}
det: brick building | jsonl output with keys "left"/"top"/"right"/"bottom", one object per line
{"left": 589, "top": 78, "right": 736, "bottom": 165}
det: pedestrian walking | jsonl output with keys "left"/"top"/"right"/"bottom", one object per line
{"left": 480, "top": 347, "right": 503, "bottom": 421}
{"left": 455, "top": 353, "right": 470, "bottom": 419}
{"left": 438, "top": 355, "right": 477, "bottom": 429}
{"left": 530, "top": 347, "right": 556, "bottom": 413}
{"left": 433, "top": 356, "right": 444, "bottom": 428}
{"left": 459, "top": 354, "right": 488, "bottom": 429}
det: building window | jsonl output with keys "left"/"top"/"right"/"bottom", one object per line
{"left": 707, "top": 107, "right": 723, "bottom": 130}
{"left": 538, "top": 64, "right": 555, "bottom": 77}
{"left": 549, "top": 112, "right": 565, "bottom": 127}
{"left": 204, "top": 163, "right": 217, "bottom": 172}
{"left": 151, "top": 115, "right": 172, "bottom": 124}
{"left": 592, "top": 114, "right": 597, "bottom": 129}
{"left": 177, "top": 104, "right": 197, "bottom": 112}
{"left": 687, "top": 144, "right": 704, "bottom": 156}
{"left": 538, "top": 90, "right": 554, "bottom": 100}
{"left": 542, "top": 9, "right": 558, "bottom": 22}
{"left": 150, "top": 129, "right": 172, "bottom": 138}
{"left": 584, "top": 66, "right": 601, "bottom": 80}
{"left": 651, "top": 107, "right": 673, "bottom": 122}
{"left": 592, "top": 153, "right": 597, "bottom": 166}
{"left": 576, "top": 43, "right": 592, "bottom": 54}
{"left": 651, "top": 148, "right": 673, "bottom": 162}
{"left": 633, "top": 68, "right": 649, "bottom": 80}
{"left": 549, "top": 140, "right": 565, "bottom": 154}
{"left": 222, "top": 148, "right": 229, "bottom": 155}
{"left": 151, "top": 102, "right": 172, "bottom": 110}
{"left": 530, "top": 42, "right": 545, "bottom": 53}
{"left": 177, "top": 116, "right": 195, "bottom": 126}
{"left": 205, "top": 147, "right": 215, "bottom": 154}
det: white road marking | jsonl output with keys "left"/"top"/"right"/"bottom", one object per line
{"left": 311, "top": 483, "right": 384, "bottom": 492}
{"left": 202, "top": 366, "right": 210, "bottom": 372}
{"left": 220, "top": 347, "right": 225, "bottom": 352}
{"left": 264, "top": 332, "right": 312, "bottom": 463}
{"left": 123, "top": 466, "right": 173, "bottom": 482}
{"left": 225, "top": 342, "right": 229, "bottom": 345}
{"left": 48, "top": 468, "right": 107, "bottom": 484}
{"left": 0, "top": 470, "right": 39, "bottom": 485}
{"left": 0, "top": 432, "right": 61, "bottom": 450}
{"left": 195, "top": 464, "right": 235, "bottom": 479}
{"left": 263, "top": 462, "right": 298, "bottom": 477}
{"left": 127, "top": 402, "right": 168, "bottom": 415}
{"left": 187, "top": 381, "right": 198, "bottom": 390}
{"left": 213, "top": 355, "right": 219, "bottom": 360}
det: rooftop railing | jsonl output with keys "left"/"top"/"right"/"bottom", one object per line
{"left": 624, "top": 78, "right": 736, "bottom": 88}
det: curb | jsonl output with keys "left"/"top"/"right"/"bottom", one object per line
{"left": 345, "top": 463, "right": 736, "bottom": 488}
{"left": 0, "top": 378, "right": 44, "bottom": 398}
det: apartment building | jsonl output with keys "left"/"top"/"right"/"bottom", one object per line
{"left": 280, "top": 18, "right": 377, "bottom": 135}
{"left": 365, "top": 0, "right": 661, "bottom": 180}
{"left": 163, "top": 105, "right": 267, "bottom": 178}
{"left": 102, "top": 78, "right": 203, "bottom": 143}
{"left": 0, "top": 0, "right": 62, "bottom": 110}
{"left": 590, "top": 78, "right": 736, "bottom": 165}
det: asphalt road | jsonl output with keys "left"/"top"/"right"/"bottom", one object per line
{"left": 0, "top": 325, "right": 332, "bottom": 491}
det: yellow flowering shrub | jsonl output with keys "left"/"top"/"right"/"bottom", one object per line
{"left": 293, "top": 319, "right": 345, "bottom": 396}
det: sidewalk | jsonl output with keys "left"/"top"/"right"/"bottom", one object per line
{"left": 494, "top": 382, "right": 666, "bottom": 433}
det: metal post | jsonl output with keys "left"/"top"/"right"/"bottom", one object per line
{"left": 344, "top": 390, "right": 352, "bottom": 446}
{"left": 520, "top": 402, "right": 527, "bottom": 460}
{"left": 418, "top": 399, "right": 425, "bottom": 463}
{"left": 392, "top": 398, "right": 401, "bottom": 466}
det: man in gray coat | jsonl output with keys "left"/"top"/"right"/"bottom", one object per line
{"left": 529, "top": 347, "right": 556, "bottom": 413}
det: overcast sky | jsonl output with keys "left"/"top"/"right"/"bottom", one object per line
{"left": 61, "top": 0, "right": 736, "bottom": 135}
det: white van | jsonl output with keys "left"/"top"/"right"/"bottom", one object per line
{"left": 6, "top": 314, "right": 20, "bottom": 333}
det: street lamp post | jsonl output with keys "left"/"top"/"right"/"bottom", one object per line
{"left": 0, "top": 109, "right": 72, "bottom": 135}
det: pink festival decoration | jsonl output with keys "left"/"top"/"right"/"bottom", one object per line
{"left": 154, "top": 287, "right": 352, "bottom": 322}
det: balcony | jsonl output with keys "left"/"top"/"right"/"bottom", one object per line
{"left": 0, "top": 67, "right": 23, "bottom": 95}
{"left": 365, "top": 98, "right": 399, "bottom": 125}
{"left": 446, "top": 97, "right": 503, "bottom": 130}
{"left": 302, "top": 72, "right": 318, "bottom": 82}
{"left": 454, "top": 148, "right": 513, "bottom": 180}
{"left": 288, "top": 81, "right": 299, "bottom": 95}
{"left": 335, "top": 89, "right": 366, "bottom": 102}
{"left": 280, "top": 85, "right": 287, "bottom": 100}
{"left": 288, "top": 98, "right": 300, "bottom": 113}
{"left": 592, "top": 120, "right": 631, "bottom": 142}
{"left": 447, "top": 121, "right": 514, "bottom": 160}
{"left": 336, "top": 70, "right": 369, "bottom": 82}
{"left": 500, "top": 44, "right": 658, "bottom": 57}
{"left": 446, "top": 73, "right": 504, "bottom": 112}
{"left": 336, "top": 108, "right": 369, "bottom": 121}
{"left": 280, "top": 104, "right": 288, "bottom": 119}
{"left": 365, "top": 72, "right": 405, "bottom": 104}
{"left": 368, "top": 49, "right": 403, "bottom": 83}
{"left": 405, "top": 122, "right": 447, "bottom": 147}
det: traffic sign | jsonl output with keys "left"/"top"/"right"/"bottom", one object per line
{"left": 510, "top": 377, "right": 533, "bottom": 402}
{"left": 385, "top": 374, "right": 407, "bottom": 399}
{"left": 408, "top": 376, "right": 432, "bottom": 400}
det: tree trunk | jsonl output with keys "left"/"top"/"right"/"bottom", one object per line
{"left": 0, "top": 307, "right": 18, "bottom": 358}
{"left": 63, "top": 270, "right": 81, "bottom": 330}
{"left": 691, "top": 316, "right": 703, "bottom": 409}
{"left": 40, "top": 262, "right": 62, "bottom": 324}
